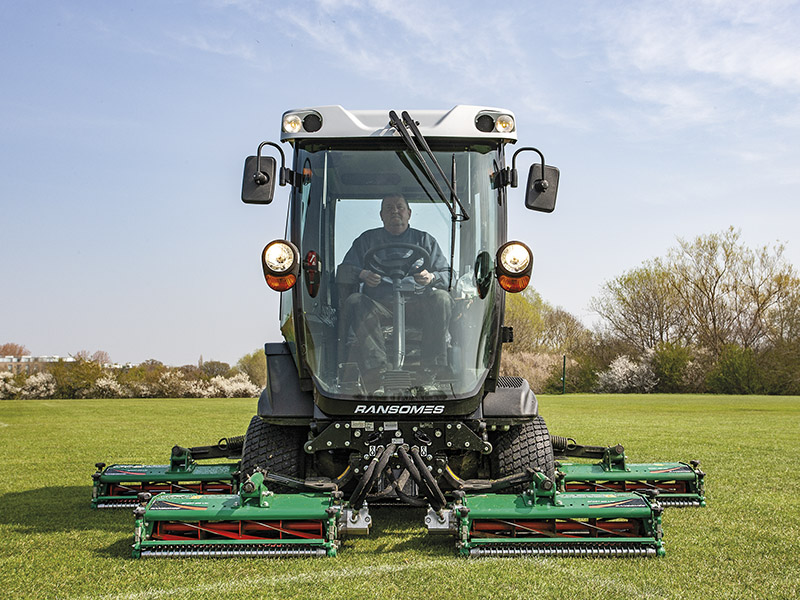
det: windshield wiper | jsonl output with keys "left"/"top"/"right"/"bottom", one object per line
{"left": 388, "top": 110, "right": 470, "bottom": 222}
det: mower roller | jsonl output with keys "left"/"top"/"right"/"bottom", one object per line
{"left": 92, "top": 441, "right": 241, "bottom": 509}
{"left": 551, "top": 438, "right": 706, "bottom": 507}
{"left": 94, "top": 105, "right": 705, "bottom": 559}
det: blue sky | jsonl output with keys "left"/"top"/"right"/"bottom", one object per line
{"left": 2, "top": 0, "right": 799, "bottom": 366}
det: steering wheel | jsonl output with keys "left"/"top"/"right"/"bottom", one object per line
{"left": 363, "top": 243, "right": 431, "bottom": 281}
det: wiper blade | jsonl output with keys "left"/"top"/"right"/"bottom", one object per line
{"left": 401, "top": 111, "right": 469, "bottom": 221}
{"left": 388, "top": 110, "right": 470, "bottom": 221}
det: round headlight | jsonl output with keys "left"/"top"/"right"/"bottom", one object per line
{"left": 282, "top": 114, "right": 303, "bottom": 134}
{"left": 495, "top": 114, "right": 515, "bottom": 133}
{"left": 264, "top": 241, "right": 296, "bottom": 273}
{"left": 499, "top": 243, "right": 531, "bottom": 274}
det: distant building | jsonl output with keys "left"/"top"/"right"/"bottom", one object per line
{"left": 0, "top": 355, "right": 76, "bottom": 374}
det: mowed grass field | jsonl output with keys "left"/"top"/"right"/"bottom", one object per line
{"left": 1, "top": 395, "right": 798, "bottom": 600}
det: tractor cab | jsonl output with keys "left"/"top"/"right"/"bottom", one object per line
{"left": 243, "top": 106, "right": 558, "bottom": 417}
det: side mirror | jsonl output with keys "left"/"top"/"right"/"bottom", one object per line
{"left": 525, "top": 164, "right": 559, "bottom": 213}
{"left": 241, "top": 155, "right": 277, "bottom": 204}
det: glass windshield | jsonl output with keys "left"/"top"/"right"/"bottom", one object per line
{"left": 289, "top": 140, "right": 503, "bottom": 400}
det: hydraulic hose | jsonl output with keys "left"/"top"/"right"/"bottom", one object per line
{"left": 349, "top": 444, "right": 397, "bottom": 510}
{"left": 410, "top": 446, "right": 446, "bottom": 511}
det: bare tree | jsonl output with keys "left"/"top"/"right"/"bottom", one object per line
{"left": 591, "top": 259, "right": 687, "bottom": 352}
{"left": 669, "top": 228, "right": 796, "bottom": 354}
{"left": 0, "top": 343, "right": 29, "bottom": 356}
{"left": 91, "top": 350, "right": 111, "bottom": 365}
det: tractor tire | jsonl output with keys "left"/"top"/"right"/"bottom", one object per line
{"left": 240, "top": 415, "right": 306, "bottom": 492}
{"left": 490, "top": 416, "right": 555, "bottom": 489}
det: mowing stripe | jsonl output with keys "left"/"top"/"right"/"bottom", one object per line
{"left": 90, "top": 560, "right": 453, "bottom": 600}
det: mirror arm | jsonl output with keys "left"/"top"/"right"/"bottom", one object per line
{"left": 256, "top": 141, "right": 292, "bottom": 187}
{"left": 511, "top": 147, "right": 548, "bottom": 190}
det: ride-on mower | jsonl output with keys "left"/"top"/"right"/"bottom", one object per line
{"left": 94, "top": 106, "right": 704, "bottom": 558}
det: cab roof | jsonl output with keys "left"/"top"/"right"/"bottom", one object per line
{"left": 279, "top": 105, "right": 518, "bottom": 143}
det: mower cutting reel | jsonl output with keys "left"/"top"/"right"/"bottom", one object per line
{"left": 552, "top": 441, "right": 706, "bottom": 508}
{"left": 132, "top": 471, "right": 341, "bottom": 558}
{"left": 92, "top": 443, "right": 240, "bottom": 509}
{"left": 428, "top": 470, "right": 665, "bottom": 557}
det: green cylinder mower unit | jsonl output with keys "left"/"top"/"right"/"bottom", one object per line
{"left": 92, "top": 443, "right": 241, "bottom": 509}
{"left": 427, "top": 471, "right": 664, "bottom": 557}
{"left": 551, "top": 439, "right": 706, "bottom": 508}
{"left": 132, "top": 472, "right": 343, "bottom": 558}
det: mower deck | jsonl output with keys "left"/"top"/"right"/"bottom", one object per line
{"left": 427, "top": 472, "right": 664, "bottom": 557}
{"left": 132, "top": 472, "right": 340, "bottom": 558}
{"left": 92, "top": 463, "right": 240, "bottom": 509}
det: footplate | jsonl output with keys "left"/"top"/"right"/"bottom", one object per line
{"left": 132, "top": 472, "right": 341, "bottom": 558}
{"left": 556, "top": 447, "right": 705, "bottom": 507}
{"left": 429, "top": 472, "right": 665, "bottom": 557}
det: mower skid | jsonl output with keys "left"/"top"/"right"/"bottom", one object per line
{"left": 132, "top": 472, "right": 342, "bottom": 559}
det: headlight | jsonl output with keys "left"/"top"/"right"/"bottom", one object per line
{"left": 499, "top": 243, "right": 531, "bottom": 274}
{"left": 496, "top": 241, "right": 533, "bottom": 293}
{"left": 262, "top": 240, "right": 299, "bottom": 291}
{"left": 282, "top": 114, "right": 303, "bottom": 134}
{"left": 495, "top": 114, "right": 515, "bottom": 133}
{"left": 264, "top": 241, "right": 295, "bottom": 273}
{"left": 282, "top": 111, "right": 323, "bottom": 134}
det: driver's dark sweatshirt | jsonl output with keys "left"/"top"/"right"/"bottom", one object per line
{"left": 339, "top": 227, "right": 451, "bottom": 302}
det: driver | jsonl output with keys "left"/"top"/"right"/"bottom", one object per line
{"left": 337, "top": 194, "right": 453, "bottom": 389}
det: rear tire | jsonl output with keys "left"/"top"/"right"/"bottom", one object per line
{"left": 491, "top": 416, "right": 555, "bottom": 488}
{"left": 240, "top": 415, "right": 306, "bottom": 492}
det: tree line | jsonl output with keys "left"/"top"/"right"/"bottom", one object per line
{"left": 0, "top": 349, "right": 267, "bottom": 400}
{"left": 502, "top": 228, "right": 800, "bottom": 395}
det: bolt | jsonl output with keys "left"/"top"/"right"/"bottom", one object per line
{"left": 447, "top": 424, "right": 452, "bottom": 430}
{"left": 396, "top": 430, "right": 402, "bottom": 438}
{"left": 456, "top": 423, "right": 462, "bottom": 430}
{"left": 437, "top": 468, "right": 443, "bottom": 474}
{"left": 354, "top": 430, "right": 361, "bottom": 438}
{"left": 326, "top": 441, "right": 332, "bottom": 447}
{"left": 464, "top": 441, "right": 470, "bottom": 447}
{"left": 426, "top": 454, "right": 433, "bottom": 461}
{"left": 434, "top": 429, "right": 442, "bottom": 438}
{"left": 335, "top": 423, "right": 341, "bottom": 429}
{"left": 447, "top": 442, "right": 452, "bottom": 447}
{"left": 345, "top": 423, "right": 351, "bottom": 429}
{"left": 412, "top": 426, "right": 418, "bottom": 432}
{"left": 344, "top": 441, "right": 350, "bottom": 447}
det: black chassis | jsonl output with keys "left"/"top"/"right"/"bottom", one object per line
{"left": 256, "top": 342, "right": 538, "bottom": 483}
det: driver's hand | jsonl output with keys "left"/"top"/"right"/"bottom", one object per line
{"left": 360, "top": 269, "right": 381, "bottom": 287}
{"left": 414, "top": 270, "right": 434, "bottom": 286}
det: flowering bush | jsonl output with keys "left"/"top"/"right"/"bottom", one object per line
{"left": 20, "top": 372, "right": 57, "bottom": 399}
{"left": 208, "top": 373, "right": 260, "bottom": 398}
{"left": 91, "top": 375, "right": 129, "bottom": 399}
{"left": 596, "top": 354, "right": 658, "bottom": 393}
{"left": 0, "top": 372, "right": 21, "bottom": 399}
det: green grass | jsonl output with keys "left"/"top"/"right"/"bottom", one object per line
{"left": 1, "top": 395, "right": 798, "bottom": 599}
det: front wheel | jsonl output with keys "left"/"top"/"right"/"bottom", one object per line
{"left": 240, "top": 415, "right": 307, "bottom": 492}
{"left": 490, "top": 416, "right": 555, "bottom": 489}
